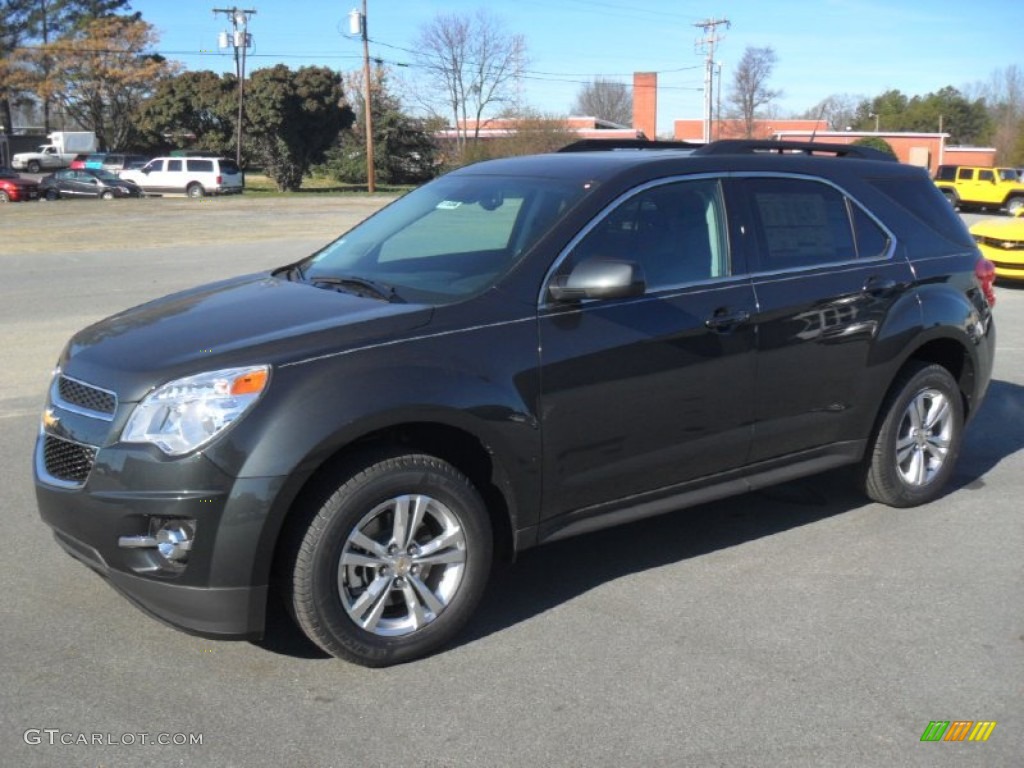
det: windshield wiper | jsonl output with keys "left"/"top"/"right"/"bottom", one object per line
{"left": 309, "top": 275, "right": 405, "bottom": 303}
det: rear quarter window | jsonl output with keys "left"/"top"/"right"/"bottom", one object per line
{"left": 218, "top": 160, "right": 240, "bottom": 175}
{"left": 187, "top": 159, "right": 215, "bottom": 173}
{"left": 867, "top": 176, "right": 975, "bottom": 249}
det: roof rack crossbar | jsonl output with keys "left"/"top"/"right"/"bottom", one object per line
{"left": 693, "top": 139, "right": 897, "bottom": 162}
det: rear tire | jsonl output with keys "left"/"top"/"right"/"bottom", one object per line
{"left": 286, "top": 453, "right": 493, "bottom": 666}
{"left": 1005, "top": 196, "right": 1024, "bottom": 216}
{"left": 186, "top": 183, "right": 205, "bottom": 199}
{"left": 862, "top": 363, "right": 964, "bottom": 508}
{"left": 45, "top": 188, "right": 59, "bottom": 201}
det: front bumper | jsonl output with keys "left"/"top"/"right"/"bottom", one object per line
{"left": 34, "top": 385, "right": 287, "bottom": 638}
{"left": 976, "top": 242, "right": 1024, "bottom": 281}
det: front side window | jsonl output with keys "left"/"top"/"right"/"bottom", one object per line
{"left": 302, "top": 174, "right": 591, "bottom": 303}
{"left": 563, "top": 178, "right": 728, "bottom": 290}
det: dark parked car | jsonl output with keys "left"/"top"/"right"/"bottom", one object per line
{"left": 0, "top": 167, "right": 40, "bottom": 202}
{"left": 35, "top": 140, "right": 997, "bottom": 667}
{"left": 39, "top": 168, "right": 141, "bottom": 200}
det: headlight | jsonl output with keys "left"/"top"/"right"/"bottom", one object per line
{"left": 122, "top": 365, "right": 269, "bottom": 456}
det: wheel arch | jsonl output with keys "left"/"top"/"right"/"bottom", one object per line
{"left": 264, "top": 419, "right": 520, "bottom": 596}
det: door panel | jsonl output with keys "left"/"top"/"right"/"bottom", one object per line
{"left": 538, "top": 178, "right": 757, "bottom": 516}
{"left": 732, "top": 176, "right": 915, "bottom": 460}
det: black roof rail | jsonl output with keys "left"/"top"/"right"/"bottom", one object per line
{"left": 694, "top": 139, "right": 898, "bottom": 162}
{"left": 558, "top": 138, "right": 699, "bottom": 153}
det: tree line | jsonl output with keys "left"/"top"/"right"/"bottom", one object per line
{"left": 3, "top": 3, "right": 1022, "bottom": 191}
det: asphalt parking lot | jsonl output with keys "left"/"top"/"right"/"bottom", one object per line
{"left": 1, "top": 197, "right": 1021, "bottom": 767}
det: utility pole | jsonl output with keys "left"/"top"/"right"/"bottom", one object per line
{"left": 349, "top": 2, "right": 376, "bottom": 193}
{"left": 694, "top": 17, "right": 729, "bottom": 144}
{"left": 214, "top": 6, "right": 256, "bottom": 166}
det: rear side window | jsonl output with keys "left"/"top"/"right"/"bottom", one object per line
{"left": 935, "top": 166, "right": 957, "bottom": 181}
{"left": 957, "top": 168, "right": 973, "bottom": 181}
{"left": 978, "top": 169, "right": 994, "bottom": 182}
{"left": 744, "top": 178, "right": 856, "bottom": 270}
{"left": 868, "top": 176, "right": 975, "bottom": 247}
{"left": 187, "top": 159, "right": 214, "bottom": 173}
{"left": 168, "top": 160, "right": 183, "bottom": 172}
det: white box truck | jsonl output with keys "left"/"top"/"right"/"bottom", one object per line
{"left": 11, "top": 131, "right": 98, "bottom": 173}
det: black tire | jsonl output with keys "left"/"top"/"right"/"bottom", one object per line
{"left": 45, "top": 188, "right": 59, "bottom": 201}
{"left": 186, "top": 183, "right": 204, "bottom": 199}
{"left": 0, "top": 190, "right": 9, "bottom": 203}
{"left": 862, "top": 362, "right": 964, "bottom": 508}
{"left": 940, "top": 189, "right": 957, "bottom": 208}
{"left": 27, "top": 160, "right": 41, "bottom": 173}
{"left": 1006, "top": 196, "right": 1024, "bottom": 217}
{"left": 287, "top": 453, "right": 493, "bottom": 666}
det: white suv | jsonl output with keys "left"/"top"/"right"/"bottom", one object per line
{"left": 121, "top": 156, "right": 243, "bottom": 198}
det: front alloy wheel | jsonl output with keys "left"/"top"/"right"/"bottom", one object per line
{"left": 287, "top": 453, "right": 492, "bottom": 666}
{"left": 863, "top": 363, "right": 964, "bottom": 507}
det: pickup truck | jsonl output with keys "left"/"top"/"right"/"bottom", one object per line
{"left": 934, "top": 164, "right": 1024, "bottom": 215}
{"left": 11, "top": 132, "right": 98, "bottom": 173}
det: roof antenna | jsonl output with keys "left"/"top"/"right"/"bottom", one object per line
{"left": 809, "top": 102, "right": 828, "bottom": 143}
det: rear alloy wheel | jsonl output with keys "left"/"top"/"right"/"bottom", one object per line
{"left": 288, "top": 453, "right": 493, "bottom": 666}
{"left": 1006, "top": 197, "right": 1024, "bottom": 216}
{"left": 186, "top": 183, "right": 205, "bottom": 199}
{"left": 863, "top": 363, "right": 963, "bottom": 507}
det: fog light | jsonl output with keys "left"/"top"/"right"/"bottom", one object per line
{"left": 156, "top": 521, "right": 194, "bottom": 562}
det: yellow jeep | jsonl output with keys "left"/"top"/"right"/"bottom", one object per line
{"left": 934, "top": 165, "right": 1024, "bottom": 215}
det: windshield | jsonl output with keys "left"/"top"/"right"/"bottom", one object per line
{"left": 301, "top": 173, "right": 592, "bottom": 303}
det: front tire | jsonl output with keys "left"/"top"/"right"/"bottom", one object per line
{"left": 862, "top": 363, "right": 964, "bottom": 507}
{"left": 27, "top": 160, "right": 41, "bottom": 173}
{"left": 0, "top": 190, "right": 9, "bottom": 203}
{"left": 287, "top": 453, "right": 493, "bottom": 666}
{"left": 941, "top": 190, "right": 958, "bottom": 208}
{"left": 101, "top": 190, "right": 114, "bottom": 200}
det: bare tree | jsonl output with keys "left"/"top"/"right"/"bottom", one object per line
{"left": 977, "top": 65, "right": 1024, "bottom": 162}
{"left": 800, "top": 93, "right": 862, "bottom": 132}
{"left": 727, "top": 45, "right": 781, "bottom": 138}
{"left": 414, "top": 9, "right": 525, "bottom": 149}
{"left": 571, "top": 77, "right": 632, "bottom": 125}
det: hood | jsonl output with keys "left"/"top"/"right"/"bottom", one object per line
{"left": 61, "top": 273, "right": 433, "bottom": 401}
{"left": 970, "top": 217, "right": 1024, "bottom": 240}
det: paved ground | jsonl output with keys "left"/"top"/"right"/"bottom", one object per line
{"left": 1, "top": 197, "right": 1021, "bottom": 767}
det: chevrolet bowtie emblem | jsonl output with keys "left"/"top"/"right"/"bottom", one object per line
{"left": 42, "top": 408, "right": 59, "bottom": 429}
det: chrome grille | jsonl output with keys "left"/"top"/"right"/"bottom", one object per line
{"left": 43, "top": 435, "right": 97, "bottom": 485}
{"left": 57, "top": 375, "right": 117, "bottom": 417}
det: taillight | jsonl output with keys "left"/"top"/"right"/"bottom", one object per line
{"left": 216, "top": 175, "right": 222, "bottom": 185}
{"left": 975, "top": 257, "right": 996, "bottom": 307}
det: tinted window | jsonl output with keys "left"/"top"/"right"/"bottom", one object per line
{"left": 935, "top": 166, "right": 957, "bottom": 181}
{"left": 850, "top": 205, "right": 890, "bottom": 258}
{"left": 978, "top": 169, "right": 994, "bottom": 182}
{"left": 568, "top": 179, "right": 728, "bottom": 289}
{"left": 957, "top": 168, "right": 973, "bottom": 181}
{"left": 187, "top": 159, "right": 214, "bottom": 173}
{"left": 218, "top": 160, "right": 240, "bottom": 174}
{"left": 168, "top": 160, "right": 183, "bottom": 172}
{"left": 746, "top": 178, "right": 855, "bottom": 270}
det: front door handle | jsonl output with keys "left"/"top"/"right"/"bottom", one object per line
{"left": 705, "top": 309, "right": 751, "bottom": 332}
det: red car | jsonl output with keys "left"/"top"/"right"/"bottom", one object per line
{"left": 0, "top": 168, "right": 41, "bottom": 202}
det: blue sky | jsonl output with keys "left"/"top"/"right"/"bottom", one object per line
{"left": 132, "top": 0, "right": 1021, "bottom": 136}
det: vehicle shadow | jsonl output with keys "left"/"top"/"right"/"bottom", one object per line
{"left": 255, "top": 379, "right": 1024, "bottom": 662}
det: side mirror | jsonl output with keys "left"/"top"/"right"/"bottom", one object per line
{"left": 548, "top": 258, "right": 646, "bottom": 303}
